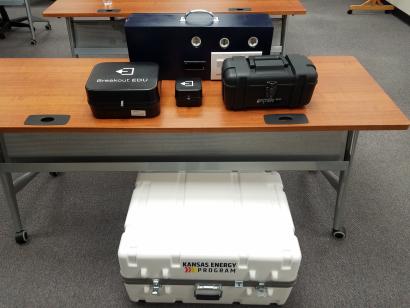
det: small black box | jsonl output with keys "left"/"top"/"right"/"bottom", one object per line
{"left": 175, "top": 78, "right": 202, "bottom": 107}
{"left": 222, "top": 54, "right": 318, "bottom": 110}
{"left": 85, "top": 62, "right": 160, "bottom": 118}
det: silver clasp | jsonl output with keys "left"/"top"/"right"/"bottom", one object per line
{"left": 151, "top": 279, "right": 161, "bottom": 295}
{"left": 255, "top": 282, "right": 267, "bottom": 297}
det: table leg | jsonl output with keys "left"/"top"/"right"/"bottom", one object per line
{"left": 0, "top": 135, "right": 28, "bottom": 244}
{"left": 23, "top": 0, "right": 36, "bottom": 43}
{"left": 0, "top": 172, "right": 28, "bottom": 244}
{"left": 14, "top": 172, "right": 39, "bottom": 193}
{"left": 332, "top": 131, "right": 359, "bottom": 239}
{"left": 66, "top": 17, "right": 78, "bottom": 58}
{"left": 280, "top": 15, "right": 287, "bottom": 55}
{"left": 321, "top": 170, "right": 339, "bottom": 190}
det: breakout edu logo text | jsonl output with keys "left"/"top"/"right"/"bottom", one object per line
{"left": 96, "top": 78, "right": 148, "bottom": 83}
{"left": 182, "top": 261, "right": 237, "bottom": 274}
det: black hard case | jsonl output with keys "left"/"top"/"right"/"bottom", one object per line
{"left": 222, "top": 55, "right": 318, "bottom": 110}
{"left": 85, "top": 62, "right": 160, "bottom": 118}
{"left": 125, "top": 13, "right": 273, "bottom": 80}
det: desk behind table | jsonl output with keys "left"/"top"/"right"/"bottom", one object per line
{"left": 43, "top": 0, "right": 307, "bottom": 57}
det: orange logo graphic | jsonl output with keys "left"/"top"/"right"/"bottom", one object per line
{"left": 184, "top": 266, "right": 198, "bottom": 273}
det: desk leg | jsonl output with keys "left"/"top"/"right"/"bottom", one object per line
{"left": 66, "top": 17, "right": 78, "bottom": 58}
{"left": 321, "top": 170, "right": 339, "bottom": 190}
{"left": 0, "top": 173, "right": 28, "bottom": 244}
{"left": 332, "top": 131, "right": 359, "bottom": 239}
{"left": 14, "top": 172, "right": 39, "bottom": 193}
{"left": 280, "top": 15, "right": 288, "bottom": 55}
{"left": 23, "top": 0, "right": 36, "bottom": 43}
{"left": 0, "top": 135, "right": 28, "bottom": 244}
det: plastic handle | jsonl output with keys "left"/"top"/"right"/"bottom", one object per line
{"left": 249, "top": 56, "right": 288, "bottom": 69}
{"left": 180, "top": 9, "right": 219, "bottom": 24}
{"left": 185, "top": 9, "right": 215, "bottom": 19}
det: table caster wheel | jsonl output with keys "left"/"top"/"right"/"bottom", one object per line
{"left": 15, "top": 230, "right": 29, "bottom": 244}
{"left": 45, "top": 23, "right": 52, "bottom": 30}
{"left": 0, "top": 33, "right": 5, "bottom": 39}
{"left": 30, "top": 39, "right": 37, "bottom": 45}
{"left": 347, "top": 9, "right": 353, "bottom": 15}
{"left": 49, "top": 172, "right": 60, "bottom": 177}
{"left": 332, "top": 227, "right": 346, "bottom": 240}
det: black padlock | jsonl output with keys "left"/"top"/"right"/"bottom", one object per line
{"left": 175, "top": 78, "right": 202, "bottom": 107}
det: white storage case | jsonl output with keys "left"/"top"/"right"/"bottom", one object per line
{"left": 118, "top": 172, "right": 301, "bottom": 305}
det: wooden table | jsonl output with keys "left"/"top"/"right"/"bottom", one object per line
{"left": 0, "top": 56, "right": 408, "bottom": 244}
{"left": 43, "top": 0, "right": 307, "bottom": 57}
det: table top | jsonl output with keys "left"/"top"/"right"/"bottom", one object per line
{"left": 0, "top": 56, "right": 408, "bottom": 133}
{"left": 43, "top": 0, "right": 306, "bottom": 18}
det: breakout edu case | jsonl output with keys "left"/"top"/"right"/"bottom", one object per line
{"left": 118, "top": 172, "right": 301, "bottom": 305}
{"left": 85, "top": 62, "right": 160, "bottom": 118}
{"left": 125, "top": 12, "right": 273, "bottom": 80}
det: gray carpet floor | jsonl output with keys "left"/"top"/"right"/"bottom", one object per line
{"left": 1, "top": 0, "right": 409, "bottom": 307}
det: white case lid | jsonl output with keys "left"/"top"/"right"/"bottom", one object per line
{"left": 125, "top": 172, "right": 294, "bottom": 232}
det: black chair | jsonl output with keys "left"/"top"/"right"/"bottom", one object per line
{"left": 0, "top": 1, "right": 51, "bottom": 45}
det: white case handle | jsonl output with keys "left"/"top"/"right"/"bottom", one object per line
{"left": 180, "top": 9, "right": 219, "bottom": 24}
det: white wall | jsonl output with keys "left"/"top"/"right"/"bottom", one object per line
{"left": 389, "top": 0, "right": 410, "bottom": 15}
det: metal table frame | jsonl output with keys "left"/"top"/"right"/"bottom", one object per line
{"left": 0, "top": 130, "right": 358, "bottom": 244}
{"left": 65, "top": 15, "right": 289, "bottom": 57}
